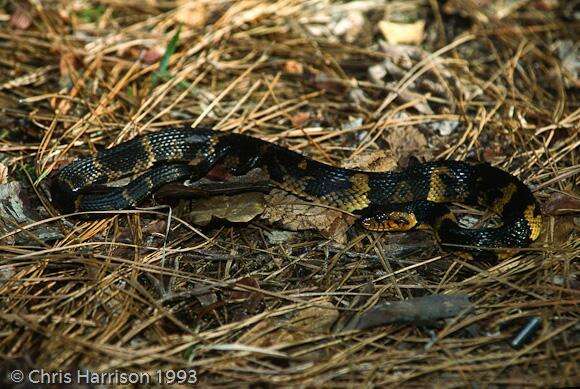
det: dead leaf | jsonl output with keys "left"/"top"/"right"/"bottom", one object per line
{"left": 195, "top": 288, "right": 218, "bottom": 307}
{"left": 262, "top": 148, "right": 397, "bottom": 242}
{"left": 340, "top": 295, "right": 473, "bottom": 331}
{"left": 263, "top": 189, "right": 354, "bottom": 244}
{"left": 543, "top": 193, "right": 580, "bottom": 215}
{"left": 230, "top": 277, "right": 261, "bottom": 301}
{"left": 117, "top": 219, "right": 168, "bottom": 243}
{"left": 10, "top": 7, "right": 32, "bottom": 30}
{"left": 238, "top": 298, "right": 338, "bottom": 360}
{"left": 290, "top": 111, "right": 311, "bottom": 127}
{"left": 141, "top": 46, "right": 164, "bottom": 64}
{"left": 341, "top": 150, "right": 397, "bottom": 172}
{"left": 547, "top": 215, "right": 578, "bottom": 246}
{"left": 185, "top": 192, "right": 265, "bottom": 225}
{"left": 550, "top": 273, "right": 579, "bottom": 289}
{"left": 175, "top": 2, "right": 208, "bottom": 28}
{"left": 0, "top": 265, "right": 15, "bottom": 286}
{"left": 283, "top": 60, "right": 304, "bottom": 75}
{"left": 384, "top": 125, "right": 429, "bottom": 162}
{"left": 228, "top": 278, "right": 264, "bottom": 322}
{"left": 378, "top": 20, "right": 425, "bottom": 45}
{"left": 538, "top": 193, "right": 578, "bottom": 246}
{"left": 265, "top": 230, "right": 295, "bottom": 244}
{"left": 0, "top": 182, "right": 61, "bottom": 244}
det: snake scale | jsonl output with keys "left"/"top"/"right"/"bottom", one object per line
{"left": 50, "top": 127, "right": 542, "bottom": 259}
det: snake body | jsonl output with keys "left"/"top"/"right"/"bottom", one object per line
{"left": 50, "top": 127, "right": 542, "bottom": 258}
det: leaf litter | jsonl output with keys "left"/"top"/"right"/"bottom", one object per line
{"left": 0, "top": 0, "right": 578, "bottom": 386}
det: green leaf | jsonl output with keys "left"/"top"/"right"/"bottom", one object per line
{"left": 77, "top": 5, "right": 106, "bottom": 23}
{"left": 152, "top": 24, "right": 182, "bottom": 86}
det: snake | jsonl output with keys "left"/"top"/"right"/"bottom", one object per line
{"left": 49, "top": 126, "right": 542, "bottom": 259}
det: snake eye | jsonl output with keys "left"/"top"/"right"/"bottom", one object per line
{"left": 395, "top": 216, "right": 409, "bottom": 225}
{"left": 390, "top": 212, "right": 417, "bottom": 231}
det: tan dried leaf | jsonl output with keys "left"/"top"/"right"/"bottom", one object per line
{"left": 175, "top": 3, "right": 208, "bottom": 28}
{"left": 341, "top": 150, "right": 397, "bottom": 172}
{"left": 378, "top": 20, "right": 425, "bottom": 45}
{"left": 263, "top": 189, "right": 354, "bottom": 244}
{"left": 186, "top": 192, "right": 265, "bottom": 225}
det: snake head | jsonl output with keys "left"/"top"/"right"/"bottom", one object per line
{"left": 359, "top": 200, "right": 454, "bottom": 232}
{"left": 359, "top": 208, "right": 418, "bottom": 232}
{"left": 48, "top": 175, "right": 78, "bottom": 214}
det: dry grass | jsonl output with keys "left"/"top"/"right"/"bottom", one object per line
{"left": 0, "top": 0, "right": 578, "bottom": 386}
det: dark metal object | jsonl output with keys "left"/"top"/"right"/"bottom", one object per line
{"left": 510, "top": 317, "right": 542, "bottom": 349}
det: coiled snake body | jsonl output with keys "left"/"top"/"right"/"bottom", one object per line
{"left": 50, "top": 127, "right": 542, "bottom": 259}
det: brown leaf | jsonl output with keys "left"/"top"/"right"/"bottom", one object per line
{"left": 548, "top": 215, "right": 578, "bottom": 246}
{"left": 0, "top": 182, "right": 61, "bottom": 245}
{"left": 141, "top": 46, "right": 164, "bottom": 64}
{"left": 227, "top": 277, "right": 264, "bottom": 321}
{"left": 539, "top": 193, "right": 579, "bottom": 247}
{"left": 543, "top": 193, "right": 580, "bottom": 215}
{"left": 341, "top": 150, "right": 397, "bottom": 172}
{"left": 10, "top": 7, "right": 32, "bottom": 30}
{"left": 283, "top": 60, "right": 304, "bottom": 75}
{"left": 185, "top": 192, "right": 265, "bottom": 226}
{"left": 262, "top": 150, "right": 396, "bottom": 242}
{"left": 230, "top": 277, "right": 261, "bottom": 300}
{"left": 384, "top": 125, "right": 429, "bottom": 162}
{"left": 443, "top": 0, "right": 493, "bottom": 22}
{"left": 116, "top": 219, "right": 168, "bottom": 243}
{"left": 263, "top": 190, "right": 354, "bottom": 244}
{"left": 340, "top": 295, "right": 473, "bottom": 331}
{"left": 290, "top": 111, "right": 311, "bottom": 127}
